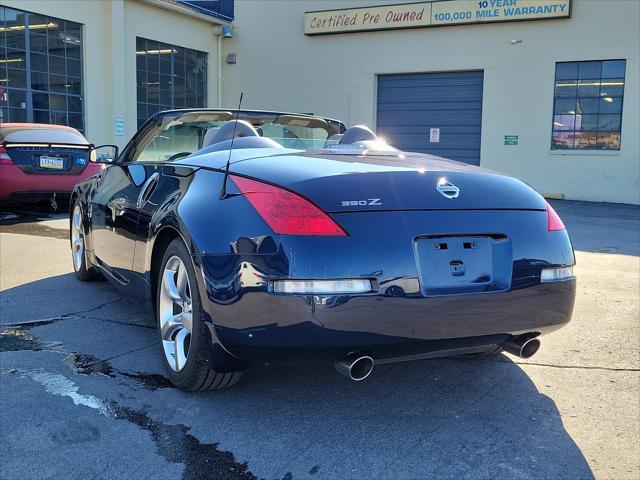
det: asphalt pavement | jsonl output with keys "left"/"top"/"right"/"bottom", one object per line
{"left": 0, "top": 200, "right": 638, "bottom": 480}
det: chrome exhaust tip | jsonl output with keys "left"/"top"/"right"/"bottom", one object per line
{"left": 335, "top": 353, "right": 374, "bottom": 381}
{"left": 502, "top": 336, "right": 541, "bottom": 359}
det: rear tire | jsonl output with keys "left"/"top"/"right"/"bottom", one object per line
{"left": 156, "top": 238, "right": 243, "bottom": 391}
{"left": 70, "top": 200, "right": 101, "bottom": 281}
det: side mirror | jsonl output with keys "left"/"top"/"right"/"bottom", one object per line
{"left": 90, "top": 144, "right": 119, "bottom": 164}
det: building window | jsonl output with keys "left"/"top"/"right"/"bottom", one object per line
{"left": 136, "top": 37, "right": 207, "bottom": 128}
{"left": 552, "top": 60, "right": 626, "bottom": 150}
{"left": 0, "top": 6, "right": 84, "bottom": 131}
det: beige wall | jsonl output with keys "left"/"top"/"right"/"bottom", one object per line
{"left": 222, "top": 0, "right": 640, "bottom": 204}
{"left": 121, "top": 0, "right": 222, "bottom": 140}
{"left": 2, "top": 0, "right": 637, "bottom": 203}
{"left": 1, "top": 0, "right": 222, "bottom": 146}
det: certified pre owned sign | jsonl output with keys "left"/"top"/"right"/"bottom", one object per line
{"left": 304, "top": 0, "right": 571, "bottom": 35}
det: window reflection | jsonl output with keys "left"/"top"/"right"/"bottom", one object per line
{"left": 551, "top": 60, "right": 626, "bottom": 150}
{"left": 0, "top": 6, "right": 84, "bottom": 130}
{"left": 136, "top": 37, "right": 208, "bottom": 128}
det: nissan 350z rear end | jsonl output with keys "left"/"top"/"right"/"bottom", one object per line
{"left": 188, "top": 147, "right": 576, "bottom": 381}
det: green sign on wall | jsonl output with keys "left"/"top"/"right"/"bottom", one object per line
{"left": 504, "top": 135, "right": 519, "bottom": 145}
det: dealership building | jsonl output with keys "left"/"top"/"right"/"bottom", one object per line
{"left": 1, "top": 0, "right": 638, "bottom": 204}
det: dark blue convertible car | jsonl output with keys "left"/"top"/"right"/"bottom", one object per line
{"left": 71, "top": 109, "right": 575, "bottom": 391}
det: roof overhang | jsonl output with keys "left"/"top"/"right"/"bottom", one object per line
{"left": 134, "top": 0, "right": 231, "bottom": 26}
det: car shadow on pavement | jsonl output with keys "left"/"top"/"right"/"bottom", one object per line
{"left": 0, "top": 206, "right": 62, "bottom": 223}
{"left": 191, "top": 357, "right": 595, "bottom": 479}
{"left": 0, "top": 273, "right": 132, "bottom": 326}
{"left": 0, "top": 273, "right": 595, "bottom": 480}
{"left": 0, "top": 210, "right": 69, "bottom": 240}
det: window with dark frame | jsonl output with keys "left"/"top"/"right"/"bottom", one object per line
{"left": 0, "top": 6, "right": 84, "bottom": 131}
{"left": 552, "top": 60, "right": 626, "bottom": 150}
{"left": 136, "top": 37, "right": 207, "bottom": 128}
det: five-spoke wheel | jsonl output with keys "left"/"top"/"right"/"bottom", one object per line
{"left": 155, "top": 238, "right": 243, "bottom": 391}
{"left": 71, "top": 205, "right": 84, "bottom": 272}
{"left": 70, "top": 200, "right": 100, "bottom": 281}
{"left": 159, "top": 256, "right": 193, "bottom": 371}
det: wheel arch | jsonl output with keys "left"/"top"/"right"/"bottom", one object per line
{"left": 69, "top": 186, "right": 93, "bottom": 253}
{"left": 148, "top": 223, "right": 247, "bottom": 373}
{"left": 69, "top": 190, "right": 78, "bottom": 214}
{"left": 69, "top": 186, "right": 83, "bottom": 222}
{"left": 149, "top": 225, "right": 184, "bottom": 316}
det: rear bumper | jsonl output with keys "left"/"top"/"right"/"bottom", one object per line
{"left": 195, "top": 255, "right": 576, "bottom": 365}
{"left": 188, "top": 208, "right": 576, "bottom": 366}
{"left": 0, "top": 163, "right": 102, "bottom": 201}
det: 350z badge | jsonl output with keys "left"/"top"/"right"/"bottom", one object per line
{"left": 341, "top": 199, "right": 382, "bottom": 207}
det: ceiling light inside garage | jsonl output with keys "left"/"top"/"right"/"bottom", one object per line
{"left": 136, "top": 49, "right": 177, "bottom": 55}
{"left": 0, "top": 22, "right": 58, "bottom": 32}
{"left": 556, "top": 81, "right": 624, "bottom": 87}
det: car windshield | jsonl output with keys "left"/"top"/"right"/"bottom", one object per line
{"left": 134, "top": 110, "right": 344, "bottom": 163}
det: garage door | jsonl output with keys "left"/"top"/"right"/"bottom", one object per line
{"left": 376, "top": 71, "right": 484, "bottom": 165}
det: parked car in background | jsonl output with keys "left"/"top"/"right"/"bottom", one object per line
{"left": 0, "top": 123, "right": 105, "bottom": 209}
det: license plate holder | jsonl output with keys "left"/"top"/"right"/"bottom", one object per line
{"left": 414, "top": 235, "right": 512, "bottom": 296}
{"left": 39, "top": 155, "right": 65, "bottom": 170}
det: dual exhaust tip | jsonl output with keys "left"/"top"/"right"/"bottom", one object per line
{"left": 334, "top": 335, "right": 541, "bottom": 381}
{"left": 501, "top": 335, "right": 541, "bottom": 359}
{"left": 335, "top": 353, "right": 375, "bottom": 381}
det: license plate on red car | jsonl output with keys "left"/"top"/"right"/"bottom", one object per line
{"left": 39, "top": 155, "right": 64, "bottom": 169}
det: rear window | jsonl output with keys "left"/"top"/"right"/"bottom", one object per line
{"left": 0, "top": 127, "right": 88, "bottom": 145}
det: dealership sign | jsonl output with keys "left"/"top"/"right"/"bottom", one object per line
{"left": 304, "top": 0, "right": 571, "bottom": 35}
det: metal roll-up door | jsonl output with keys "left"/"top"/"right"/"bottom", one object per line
{"left": 377, "top": 71, "right": 484, "bottom": 165}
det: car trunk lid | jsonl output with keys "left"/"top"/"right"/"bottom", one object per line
{"left": 2, "top": 142, "right": 91, "bottom": 174}
{"left": 222, "top": 151, "right": 547, "bottom": 212}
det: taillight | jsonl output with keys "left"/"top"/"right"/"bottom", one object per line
{"left": 0, "top": 146, "right": 13, "bottom": 165}
{"left": 229, "top": 175, "right": 347, "bottom": 236}
{"left": 546, "top": 202, "right": 565, "bottom": 231}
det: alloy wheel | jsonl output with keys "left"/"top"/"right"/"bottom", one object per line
{"left": 71, "top": 205, "right": 84, "bottom": 271}
{"left": 159, "top": 256, "right": 193, "bottom": 372}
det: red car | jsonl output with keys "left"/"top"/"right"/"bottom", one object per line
{"left": 0, "top": 123, "right": 104, "bottom": 208}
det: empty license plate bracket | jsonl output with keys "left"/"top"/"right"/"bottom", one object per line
{"left": 413, "top": 234, "right": 512, "bottom": 296}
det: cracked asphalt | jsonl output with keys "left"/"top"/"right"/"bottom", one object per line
{"left": 0, "top": 200, "right": 638, "bottom": 480}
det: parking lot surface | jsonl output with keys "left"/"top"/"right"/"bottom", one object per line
{"left": 0, "top": 200, "right": 638, "bottom": 480}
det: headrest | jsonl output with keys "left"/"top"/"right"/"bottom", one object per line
{"left": 339, "top": 125, "right": 378, "bottom": 144}
{"left": 202, "top": 127, "right": 220, "bottom": 147}
{"left": 207, "top": 119, "right": 259, "bottom": 145}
